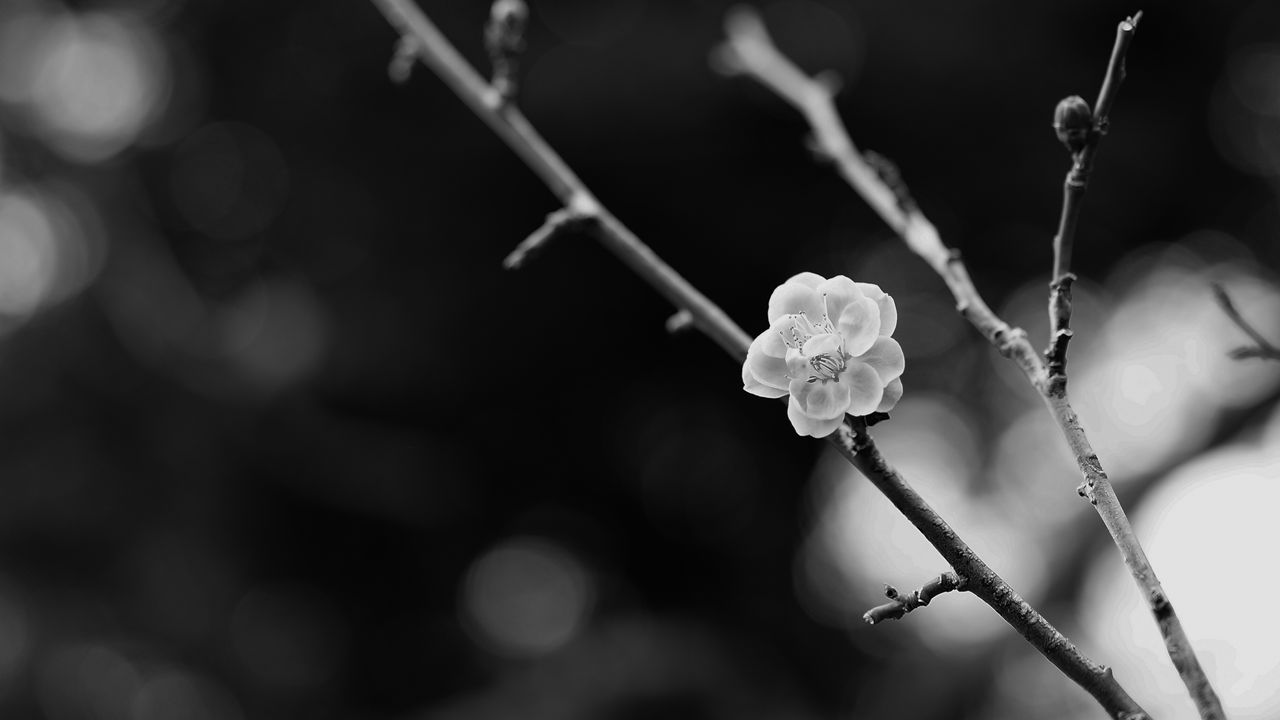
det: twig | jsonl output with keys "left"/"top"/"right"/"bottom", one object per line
{"left": 368, "top": 0, "right": 752, "bottom": 359}
{"left": 832, "top": 421, "right": 1146, "bottom": 718}
{"left": 1047, "top": 11, "right": 1142, "bottom": 380}
{"left": 369, "top": 2, "right": 1151, "bottom": 717}
{"left": 863, "top": 572, "right": 964, "bottom": 625}
{"left": 1213, "top": 283, "right": 1280, "bottom": 361}
{"left": 718, "top": 9, "right": 1225, "bottom": 720}
{"left": 503, "top": 202, "right": 596, "bottom": 270}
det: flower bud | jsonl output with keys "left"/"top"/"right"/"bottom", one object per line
{"left": 487, "top": 0, "right": 528, "bottom": 53}
{"left": 485, "top": 0, "right": 529, "bottom": 101}
{"left": 1053, "top": 95, "right": 1093, "bottom": 154}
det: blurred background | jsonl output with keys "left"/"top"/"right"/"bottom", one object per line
{"left": 0, "top": 0, "right": 1278, "bottom": 718}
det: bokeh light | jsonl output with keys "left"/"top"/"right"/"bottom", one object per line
{"left": 460, "top": 537, "right": 595, "bottom": 658}
{"left": 0, "top": 184, "right": 101, "bottom": 334}
{"left": 169, "top": 122, "right": 290, "bottom": 241}
{"left": 131, "top": 667, "right": 243, "bottom": 720}
{"left": 36, "top": 643, "right": 141, "bottom": 720}
{"left": 219, "top": 278, "right": 329, "bottom": 389}
{"left": 0, "top": 5, "right": 169, "bottom": 163}
{"left": 230, "top": 584, "right": 346, "bottom": 693}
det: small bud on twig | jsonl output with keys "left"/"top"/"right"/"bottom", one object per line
{"left": 863, "top": 150, "right": 918, "bottom": 215}
{"left": 485, "top": 0, "right": 529, "bottom": 102}
{"left": 388, "top": 35, "right": 419, "bottom": 84}
{"left": 1053, "top": 95, "right": 1093, "bottom": 155}
{"left": 863, "top": 572, "right": 965, "bottom": 625}
{"left": 666, "top": 310, "right": 695, "bottom": 334}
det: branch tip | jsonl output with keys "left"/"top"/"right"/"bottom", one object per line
{"left": 863, "top": 572, "right": 964, "bottom": 626}
{"left": 503, "top": 206, "right": 595, "bottom": 270}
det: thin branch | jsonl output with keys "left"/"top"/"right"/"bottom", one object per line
{"left": 1213, "top": 283, "right": 1280, "bottom": 361}
{"left": 368, "top": 0, "right": 751, "bottom": 359}
{"left": 503, "top": 202, "right": 595, "bottom": 270}
{"left": 863, "top": 572, "right": 964, "bottom": 625}
{"left": 832, "top": 421, "right": 1146, "bottom": 718}
{"left": 1047, "top": 11, "right": 1142, "bottom": 379}
{"left": 717, "top": 9, "right": 1225, "bottom": 720}
{"left": 369, "top": 2, "right": 1151, "bottom": 717}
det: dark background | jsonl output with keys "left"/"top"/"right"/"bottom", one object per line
{"left": 0, "top": 0, "right": 1278, "bottom": 718}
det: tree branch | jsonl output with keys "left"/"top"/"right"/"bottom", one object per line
{"left": 1047, "top": 12, "right": 1142, "bottom": 381}
{"left": 717, "top": 9, "right": 1225, "bottom": 720}
{"left": 832, "top": 420, "right": 1146, "bottom": 718}
{"left": 368, "top": 2, "right": 1150, "bottom": 717}
{"left": 863, "top": 571, "right": 964, "bottom": 625}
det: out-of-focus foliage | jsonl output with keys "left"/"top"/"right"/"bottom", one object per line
{"left": 0, "top": 0, "right": 1277, "bottom": 718}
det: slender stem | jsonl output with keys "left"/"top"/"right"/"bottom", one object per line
{"left": 718, "top": 9, "right": 1225, "bottom": 720}
{"left": 1048, "top": 12, "right": 1142, "bottom": 378}
{"left": 832, "top": 421, "right": 1146, "bottom": 718}
{"left": 863, "top": 571, "right": 965, "bottom": 625}
{"left": 369, "top": 2, "right": 1150, "bottom": 717}
{"left": 368, "top": 0, "right": 751, "bottom": 359}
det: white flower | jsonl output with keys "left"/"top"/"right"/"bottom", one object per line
{"left": 742, "top": 272, "right": 905, "bottom": 437}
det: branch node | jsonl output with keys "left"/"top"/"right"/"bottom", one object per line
{"left": 1149, "top": 588, "right": 1173, "bottom": 620}
{"left": 862, "top": 572, "right": 964, "bottom": 626}
{"left": 1053, "top": 95, "right": 1093, "bottom": 155}
{"left": 484, "top": 0, "right": 529, "bottom": 102}
{"left": 666, "top": 309, "right": 695, "bottom": 334}
{"left": 864, "top": 150, "right": 918, "bottom": 215}
{"left": 1077, "top": 480, "right": 1098, "bottom": 505}
{"left": 388, "top": 35, "right": 419, "bottom": 84}
{"left": 1046, "top": 272, "right": 1076, "bottom": 380}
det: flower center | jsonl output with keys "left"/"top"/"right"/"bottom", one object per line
{"left": 806, "top": 350, "right": 848, "bottom": 383}
{"left": 777, "top": 309, "right": 849, "bottom": 385}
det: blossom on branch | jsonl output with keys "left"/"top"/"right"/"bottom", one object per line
{"left": 742, "top": 273, "right": 904, "bottom": 437}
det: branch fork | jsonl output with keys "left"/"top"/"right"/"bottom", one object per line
{"left": 368, "top": 1, "right": 1207, "bottom": 717}
{"left": 718, "top": 7, "right": 1225, "bottom": 719}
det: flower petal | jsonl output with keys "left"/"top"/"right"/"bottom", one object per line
{"left": 746, "top": 346, "right": 790, "bottom": 390}
{"left": 877, "top": 377, "right": 903, "bottom": 412}
{"left": 841, "top": 360, "right": 885, "bottom": 416}
{"left": 816, "top": 275, "right": 865, "bottom": 325}
{"left": 752, "top": 316, "right": 797, "bottom": 359}
{"left": 856, "top": 282, "right": 897, "bottom": 337}
{"left": 837, "top": 297, "right": 882, "bottom": 356}
{"left": 788, "top": 377, "right": 851, "bottom": 420}
{"left": 743, "top": 358, "right": 788, "bottom": 398}
{"left": 785, "top": 347, "right": 809, "bottom": 379}
{"left": 801, "top": 333, "right": 842, "bottom": 358}
{"left": 786, "top": 272, "right": 825, "bottom": 289}
{"left": 767, "top": 282, "right": 825, "bottom": 324}
{"left": 860, "top": 337, "right": 905, "bottom": 382}
{"left": 787, "top": 396, "right": 845, "bottom": 438}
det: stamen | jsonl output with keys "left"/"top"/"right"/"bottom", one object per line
{"left": 806, "top": 350, "right": 848, "bottom": 383}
